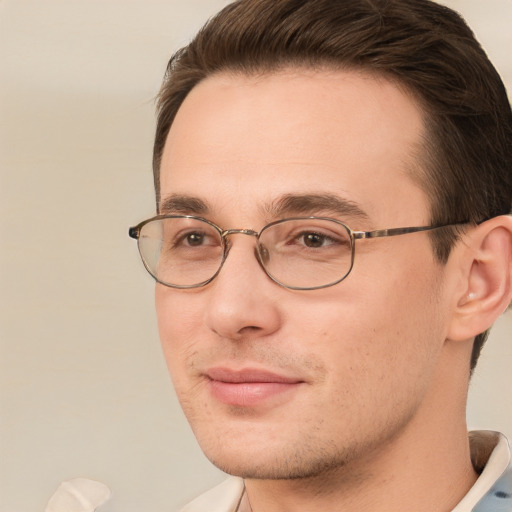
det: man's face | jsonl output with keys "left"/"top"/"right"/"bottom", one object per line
{"left": 156, "top": 69, "right": 452, "bottom": 478}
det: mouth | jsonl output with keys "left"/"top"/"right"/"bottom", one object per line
{"left": 205, "top": 367, "right": 304, "bottom": 407}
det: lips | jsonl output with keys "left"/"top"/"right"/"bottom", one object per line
{"left": 205, "top": 367, "right": 304, "bottom": 407}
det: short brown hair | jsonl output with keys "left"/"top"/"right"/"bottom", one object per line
{"left": 153, "top": 0, "right": 512, "bottom": 370}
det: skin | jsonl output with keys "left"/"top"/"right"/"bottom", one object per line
{"left": 155, "top": 69, "right": 481, "bottom": 511}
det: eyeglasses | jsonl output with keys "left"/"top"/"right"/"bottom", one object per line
{"left": 129, "top": 215, "right": 466, "bottom": 290}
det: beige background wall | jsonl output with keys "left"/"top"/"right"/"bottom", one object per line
{"left": 1, "top": 1, "right": 511, "bottom": 511}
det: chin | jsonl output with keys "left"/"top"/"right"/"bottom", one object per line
{"left": 204, "top": 448, "right": 356, "bottom": 480}
{"left": 193, "top": 426, "right": 357, "bottom": 481}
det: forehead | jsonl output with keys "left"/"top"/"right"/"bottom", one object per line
{"left": 160, "top": 69, "right": 428, "bottom": 226}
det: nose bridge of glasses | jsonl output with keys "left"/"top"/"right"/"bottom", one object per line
{"left": 220, "top": 228, "right": 266, "bottom": 266}
{"left": 219, "top": 228, "right": 268, "bottom": 276}
{"left": 221, "top": 228, "right": 260, "bottom": 239}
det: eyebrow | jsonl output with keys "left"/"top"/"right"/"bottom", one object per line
{"left": 159, "top": 192, "right": 370, "bottom": 223}
{"left": 265, "top": 193, "right": 370, "bottom": 222}
{"left": 159, "top": 194, "right": 209, "bottom": 215}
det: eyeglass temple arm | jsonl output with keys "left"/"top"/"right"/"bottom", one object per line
{"left": 353, "top": 222, "right": 469, "bottom": 240}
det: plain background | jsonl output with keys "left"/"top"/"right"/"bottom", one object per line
{"left": 1, "top": 1, "right": 511, "bottom": 511}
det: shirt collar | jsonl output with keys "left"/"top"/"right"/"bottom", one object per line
{"left": 453, "top": 431, "right": 512, "bottom": 512}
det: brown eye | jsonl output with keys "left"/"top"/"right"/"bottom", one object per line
{"left": 302, "top": 232, "right": 326, "bottom": 248}
{"left": 185, "top": 232, "right": 205, "bottom": 246}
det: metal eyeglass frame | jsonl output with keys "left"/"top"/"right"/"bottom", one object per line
{"left": 128, "top": 215, "right": 469, "bottom": 291}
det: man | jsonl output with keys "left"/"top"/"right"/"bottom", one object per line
{"left": 129, "top": 0, "right": 512, "bottom": 510}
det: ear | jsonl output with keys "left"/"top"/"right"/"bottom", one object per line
{"left": 447, "top": 215, "right": 512, "bottom": 342}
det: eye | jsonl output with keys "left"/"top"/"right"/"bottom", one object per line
{"left": 168, "top": 228, "right": 220, "bottom": 250}
{"left": 289, "top": 229, "right": 342, "bottom": 249}
{"left": 261, "top": 219, "right": 352, "bottom": 255}
{"left": 300, "top": 232, "right": 332, "bottom": 248}
{"left": 183, "top": 232, "right": 206, "bottom": 246}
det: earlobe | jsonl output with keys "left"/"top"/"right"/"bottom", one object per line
{"left": 447, "top": 216, "right": 512, "bottom": 342}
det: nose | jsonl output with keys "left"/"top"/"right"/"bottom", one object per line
{"left": 203, "top": 234, "right": 282, "bottom": 341}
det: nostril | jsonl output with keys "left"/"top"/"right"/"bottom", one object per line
{"left": 241, "top": 325, "right": 263, "bottom": 334}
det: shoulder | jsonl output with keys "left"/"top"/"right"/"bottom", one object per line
{"left": 179, "top": 477, "right": 245, "bottom": 512}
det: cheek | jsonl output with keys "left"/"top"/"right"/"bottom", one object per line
{"left": 291, "top": 263, "right": 446, "bottom": 384}
{"left": 155, "top": 287, "right": 203, "bottom": 379}
{"left": 290, "top": 293, "right": 443, "bottom": 438}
